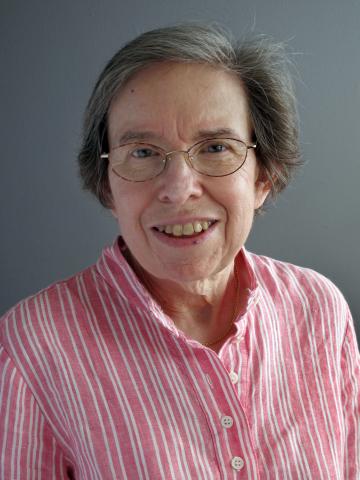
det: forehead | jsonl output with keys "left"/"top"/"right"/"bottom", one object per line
{"left": 107, "top": 62, "right": 251, "bottom": 144}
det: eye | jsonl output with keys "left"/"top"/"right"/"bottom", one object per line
{"left": 197, "top": 140, "right": 233, "bottom": 156}
{"left": 205, "top": 142, "right": 227, "bottom": 153}
{"left": 131, "top": 147, "right": 159, "bottom": 158}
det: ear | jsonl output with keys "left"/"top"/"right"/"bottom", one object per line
{"left": 106, "top": 166, "right": 118, "bottom": 218}
{"left": 254, "top": 170, "right": 272, "bottom": 210}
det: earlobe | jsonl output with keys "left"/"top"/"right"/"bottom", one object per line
{"left": 253, "top": 164, "right": 272, "bottom": 209}
{"left": 106, "top": 169, "right": 117, "bottom": 217}
{"left": 254, "top": 179, "right": 271, "bottom": 209}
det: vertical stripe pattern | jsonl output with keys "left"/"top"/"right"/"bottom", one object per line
{"left": 1, "top": 237, "right": 359, "bottom": 479}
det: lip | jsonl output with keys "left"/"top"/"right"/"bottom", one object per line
{"left": 150, "top": 220, "right": 218, "bottom": 247}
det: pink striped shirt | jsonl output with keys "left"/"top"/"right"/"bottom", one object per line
{"left": 1, "top": 237, "right": 359, "bottom": 479}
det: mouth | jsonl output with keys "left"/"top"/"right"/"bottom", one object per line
{"left": 152, "top": 220, "right": 218, "bottom": 238}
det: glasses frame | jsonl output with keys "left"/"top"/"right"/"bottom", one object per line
{"left": 100, "top": 137, "right": 257, "bottom": 182}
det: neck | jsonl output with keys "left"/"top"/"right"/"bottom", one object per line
{"left": 127, "top": 249, "right": 242, "bottom": 350}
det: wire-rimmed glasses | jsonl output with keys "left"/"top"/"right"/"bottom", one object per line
{"left": 101, "top": 137, "right": 257, "bottom": 182}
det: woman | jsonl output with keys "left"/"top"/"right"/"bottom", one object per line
{"left": 1, "top": 24, "right": 359, "bottom": 479}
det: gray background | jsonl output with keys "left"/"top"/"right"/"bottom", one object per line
{"left": 1, "top": 0, "right": 359, "bottom": 340}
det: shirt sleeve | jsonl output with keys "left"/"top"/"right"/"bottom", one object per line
{"left": 341, "top": 313, "right": 360, "bottom": 479}
{"left": 0, "top": 345, "right": 73, "bottom": 479}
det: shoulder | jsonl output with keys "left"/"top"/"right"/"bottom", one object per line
{"left": 0, "top": 264, "right": 99, "bottom": 358}
{"left": 249, "top": 251, "right": 346, "bottom": 302}
{"left": 247, "top": 251, "right": 352, "bottom": 340}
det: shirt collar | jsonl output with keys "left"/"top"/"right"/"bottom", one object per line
{"left": 96, "top": 236, "right": 259, "bottom": 331}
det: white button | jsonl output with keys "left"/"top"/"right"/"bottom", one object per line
{"left": 231, "top": 456, "right": 244, "bottom": 471}
{"left": 221, "top": 415, "right": 234, "bottom": 428}
{"left": 229, "top": 371, "right": 239, "bottom": 384}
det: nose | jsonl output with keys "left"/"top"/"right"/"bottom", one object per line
{"left": 157, "top": 151, "right": 203, "bottom": 204}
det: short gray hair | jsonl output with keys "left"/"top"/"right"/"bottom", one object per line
{"left": 78, "top": 23, "right": 301, "bottom": 208}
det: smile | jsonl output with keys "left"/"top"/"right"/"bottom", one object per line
{"left": 153, "top": 220, "right": 217, "bottom": 237}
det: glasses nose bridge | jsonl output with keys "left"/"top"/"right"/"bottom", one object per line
{"left": 164, "top": 149, "right": 193, "bottom": 169}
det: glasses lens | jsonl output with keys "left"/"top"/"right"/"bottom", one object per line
{"left": 110, "top": 143, "right": 165, "bottom": 181}
{"left": 190, "top": 138, "right": 247, "bottom": 176}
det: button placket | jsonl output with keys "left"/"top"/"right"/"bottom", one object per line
{"left": 194, "top": 349, "right": 249, "bottom": 477}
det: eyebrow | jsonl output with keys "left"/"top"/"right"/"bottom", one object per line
{"left": 118, "top": 131, "right": 158, "bottom": 143}
{"left": 116, "top": 127, "right": 242, "bottom": 145}
{"left": 196, "top": 128, "right": 240, "bottom": 140}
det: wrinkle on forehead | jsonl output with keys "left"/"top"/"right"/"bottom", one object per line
{"left": 107, "top": 61, "right": 252, "bottom": 148}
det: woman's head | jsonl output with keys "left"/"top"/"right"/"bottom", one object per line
{"left": 106, "top": 61, "right": 270, "bottom": 284}
{"left": 78, "top": 23, "right": 301, "bottom": 209}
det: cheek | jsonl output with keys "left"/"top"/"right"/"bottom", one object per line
{"left": 110, "top": 174, "right": 142, "bottom": 218}
{"left": 229, "top": 202, "right": 255, "bottom": 232}
{"left": 219, "top": 175, "right": 258, "bottom": 215}
{"left": 220, "top": 183, "right": 258, "bottom": 240}
{"left": 110, "top": 188, "right": 153, "bottom": 245}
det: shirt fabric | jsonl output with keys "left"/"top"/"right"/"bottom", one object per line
{"left": 1, "top": 237, "right": 359, "bottom": 479}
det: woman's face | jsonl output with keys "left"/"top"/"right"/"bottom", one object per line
{"left": 107, "top": 62, "right": 269, "bottom": 285}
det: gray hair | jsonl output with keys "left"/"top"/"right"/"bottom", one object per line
{"left": 78, "top": 23, "right": 301, "bottom": 208}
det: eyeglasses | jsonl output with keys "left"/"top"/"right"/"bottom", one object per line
{"left": 101, "top": 137, "right": 256, "bottom": 182}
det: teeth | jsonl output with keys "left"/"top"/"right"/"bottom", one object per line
{"left": 194, "top": 221, "right": 202, "bottom": 233}
{"left": 201, "top": 221, "right": 209, "bottom": 231}
{"left": 155, "top": 220, "right": 214, "bottom": 237}
{"left": 183, "top": 223, "right": 195, "bottom": 235}
{"left": 173, "top": 225, "right": 183, "bottom": 237}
